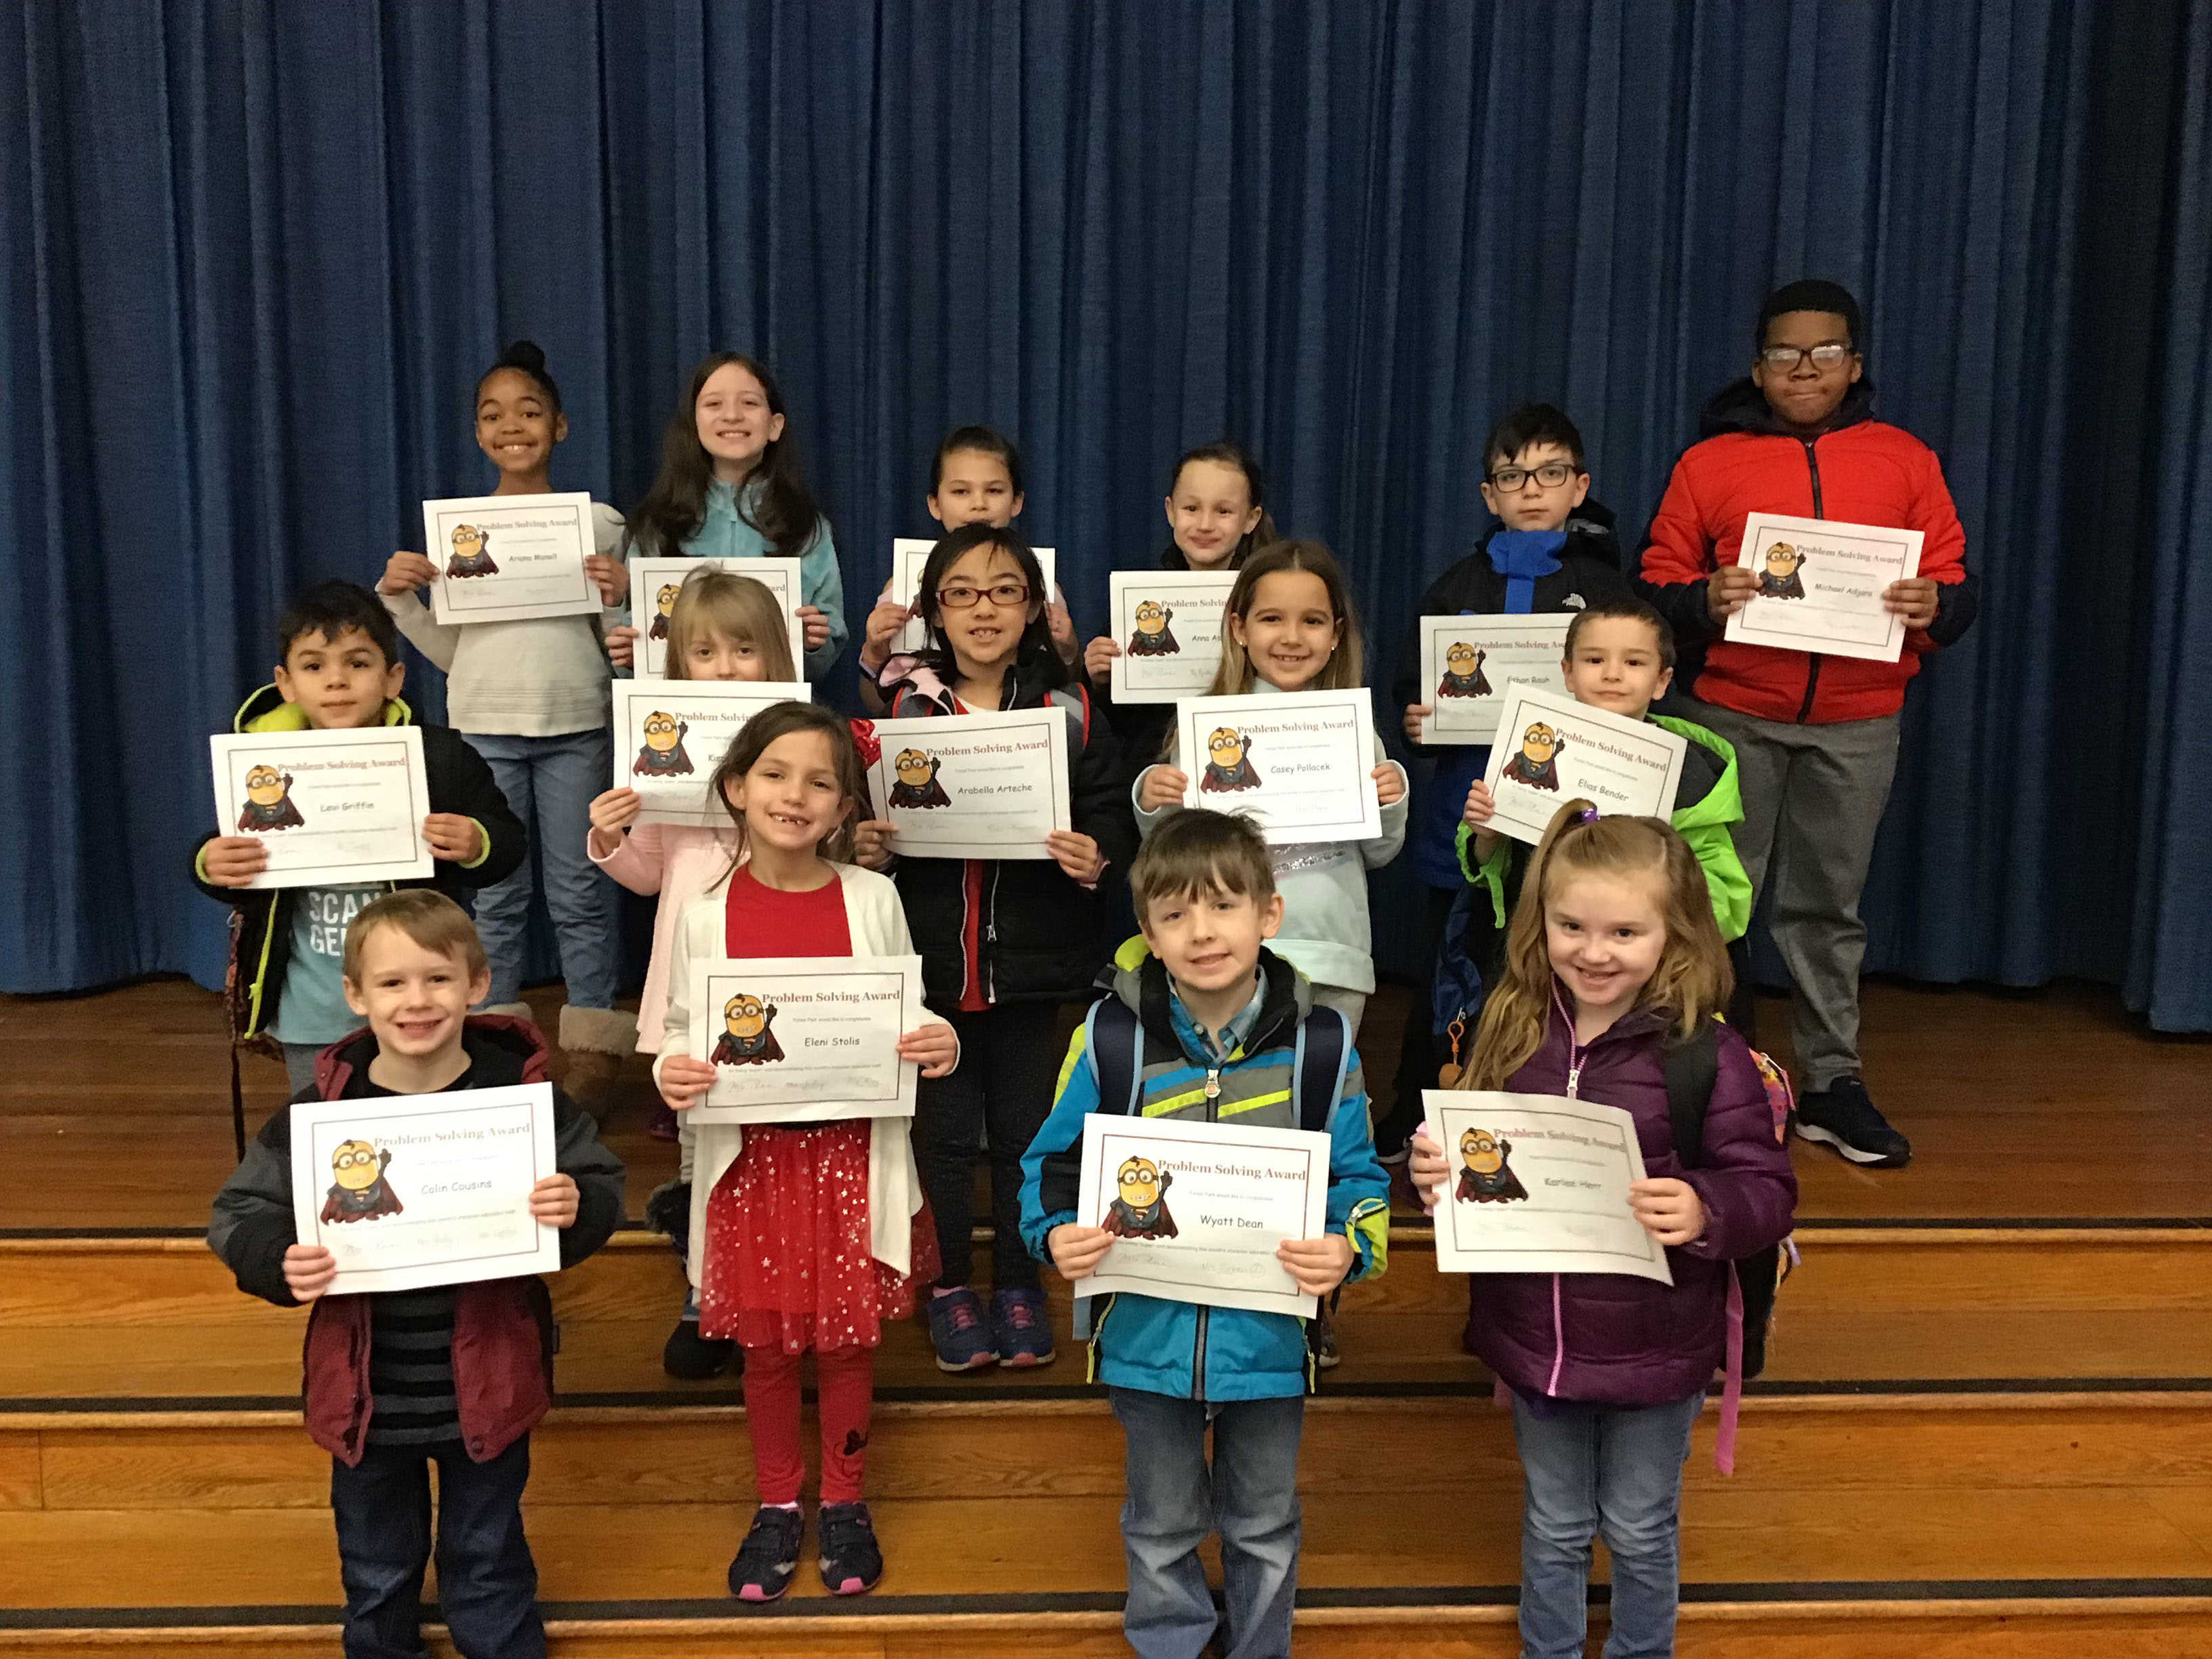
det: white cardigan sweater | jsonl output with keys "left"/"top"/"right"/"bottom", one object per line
{"left": 654, "top": 861, "right": 943, "bottom": 1280}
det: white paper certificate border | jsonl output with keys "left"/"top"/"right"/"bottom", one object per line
{"left": 890, "top": 541, "right": 1058, "bottom": 653}
{"left": 1072, "top": 1113, "right": 1330, "bottom": 1318}
{"left": 867, "top": 708, "right": 1073, "bottom": 859}
{"left": 1107, "top": 569, "right": 1239, "bottom": 703}
{"left": 629, "top": 556, "right": 808, "bottom": 681}
{"left": 1723, "top": 511, "right": 1925, "bottom": 664}
{"left": 289, "top": 1083, "right": 560, "bottom": 1296}
{"left": 611, "top": 680, "right": 813, "bottom": 827}
{"left": 209, "top": 727, "right": 435, "bottom": 890}
{"left": 1478, "top": 682, "right": 1687, "bottom": 847}
{"left": 1174, "top": 689, "right": 1384, "bottom": 844}
{"left": 422, "top": 492, "right": 600, "bottom": 624}
{"left": 684, "top": 954, "right": 926, "bottom": 1125}
{"left": 1416, "top": 614, "right": 1574, "bottom": 744}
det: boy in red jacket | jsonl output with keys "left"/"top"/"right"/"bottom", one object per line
{"left": 1635, "top": 280, "right": 1978, "bottom": 1169}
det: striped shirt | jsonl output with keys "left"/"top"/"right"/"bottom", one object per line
{"left": 366, "top": 1286, "right": 460, "bottom": 1447}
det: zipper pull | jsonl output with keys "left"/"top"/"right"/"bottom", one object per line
{"left": 1565, "top": 1063, "right": 1582, "bottom": 1099}
{"left": 1205, "top": 1068, "right": 1221, "bottom": 1101}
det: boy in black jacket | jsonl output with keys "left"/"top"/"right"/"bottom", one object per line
{"left": 1380, "top": 405, "right": 1631, "bottom": 1157}
{"left": 209, "top": 890, "right": 623, "bottom": 1659}
{"left": 192, "top": 580, "right": 527, "bottom": 1094}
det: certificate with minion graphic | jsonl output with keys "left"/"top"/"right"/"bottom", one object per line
{"left": 611, "top": 679, "right": 812, "bottom": 827}
{"left": 1723, "top": 510, "right": 1925, "bottom": 663}
{"left": 1107, "top": 569, "right": 1240, "bottom": 703}
{"left": 289, "top": 1083, "right": 561, "bottom": 1296}
{"left": 628, "top": 556, "right": 806, "bottom": 681}
{"left": 1416, "top": 614, "right": 1573, "bottom": 743}
{"left": 685, "top": 954, "right": 927, "bottom": 1124}
{"left": 889, "top": 539, "right": 1058, "bottom": 653}
{"left": 209, "top": 726, "right": 434, "bottom": 890}
{"left": 1479, "top": 683, "right": 1687, "bottom": 847}
{"left": 1071, "top": 1113, "right": 1332, "bottom": 1317}
{"left": 1172, "top": 689, "right": 1384, "bottom": 845}
{"left": 422, "top": 492, "right": 602, "bottom": 624}
{"left": 1422, "top": 1091, "right": 1671, "bottom": 1284}
{"left": 865, "top": 709, "right": 1071, "bottom": 860}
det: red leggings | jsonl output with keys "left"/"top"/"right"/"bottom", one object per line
{"left": 743, "top": 1345, "right": 874, "bottom": 1506}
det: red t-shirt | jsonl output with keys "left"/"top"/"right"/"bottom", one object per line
{"left": 723, "top": 864, "right": 852, "bottom": 958}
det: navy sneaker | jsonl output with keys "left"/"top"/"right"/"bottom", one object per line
{"left": 991, "top": 1286, "right": 1057, "bottom": 1368}
{"left": 817, "top": 1501, "right": 884, "bottom": 1595}
{"left": 1793, "top": 1077, "right": 1912, "bottom": 1169}
{"left": 727, "top": 1504, "right": 804, "bottom": 1602}
{"left": 926, "top": 1286, "right": 1000, "bottom": 1371}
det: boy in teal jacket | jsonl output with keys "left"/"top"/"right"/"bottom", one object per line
{"left": 1019, "top": 809, "right": 1388, "bottom": 1659}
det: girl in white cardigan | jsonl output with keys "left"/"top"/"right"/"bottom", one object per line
{"left": 655, "top": 701, "right": 954, "bottom": 1603}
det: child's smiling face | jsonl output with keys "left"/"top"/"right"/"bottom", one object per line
{"left": 474, "top": 367, "right": 565, "bottom": 478}
{"left": 929, "top": 449, "right": 1023, "bottom": 529}
{"left": 934, "top": 544, "right": 1038, "bottom": 676}
{"left": 1166, "top": 458, "right": 1263, "bottom": 569}
{"left": 695, "top": 362, "right": 783, "bottom": 475}
{"left": 1479, "top": 441, "right": 1590, "bottom": 533}
{"left": 723, "top": 729, "right": 848, "bottom": 857}
{"left": 1229, "top": 569, "right": 1340, "bottom": 693}
{"left": 275, "top": 626, "right": 405, "bottom": 730}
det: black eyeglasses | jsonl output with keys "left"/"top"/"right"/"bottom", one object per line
{"left": 1488, "top": 462, "right": 1580, "bottom": 493}
{"left": 936, "top": 580, "right": 1029, "bottom": 610}
{"left": 1759, "top": 344, "right": 1854, "bottom": 372}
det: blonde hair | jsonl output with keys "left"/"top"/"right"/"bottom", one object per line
{"left": 665, "top": 568, "right": 798, "bottom": 682}
{"left": 1455, "top": 799, "right": 1730, "bottom": 1090}
{"left": 342, "top": 890, "right": 488, "bottom": 984}
{"left": 1206, "top": 540, "right": 1364, "bottom": 695}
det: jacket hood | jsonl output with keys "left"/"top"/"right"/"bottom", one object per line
{"left": 1698, "top": 375, "right": 1875, "bottom": 441}
{"left": 1107, "top": 945, "right": 1311, "bottom": 1063}
{"left": 1650, "top": 713, "right": 1741, "bottom": 832}
{"left": 314, "top": 1014, "right": 553, "bottom": 1099}
{"left": 235, "top": 683, "right": 415, "bottom": 734}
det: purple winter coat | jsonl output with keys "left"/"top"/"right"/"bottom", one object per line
{"left": 1463, "top": 996, "right": 1797, "bottom": 1408}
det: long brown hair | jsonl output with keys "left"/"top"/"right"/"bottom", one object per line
{"left": 1206, "top": 539, "right": 1364, "bottom": 695}
{"left": 705, "top": 701, "right": 867, "bottom": 868}
{"left": 627, "top": 353, "right": 823, "bottom": 560}
{"left": 665, "top": 568, "right": 798, "bottom": 683}
{"left": 1456, "top": 800, "right": 1732, "bottom": 1090}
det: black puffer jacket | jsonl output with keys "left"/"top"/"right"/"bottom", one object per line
{"left": 874, "top": 653, "right": 1136, "bottom": 1006}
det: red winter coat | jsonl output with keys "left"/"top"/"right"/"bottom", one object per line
{"left": 1637, "top": 379, "right": 1976, "bottom": 724}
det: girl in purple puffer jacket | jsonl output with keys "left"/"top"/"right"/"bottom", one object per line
{"left": 1410, "top": 800, "right": 1795, "bottom": 1659}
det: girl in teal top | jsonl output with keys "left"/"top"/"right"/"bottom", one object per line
{"left": 615, "top": 353, "right": 848, "bottom": 680}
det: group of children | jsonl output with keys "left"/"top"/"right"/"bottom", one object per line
{"left": 199, "top": 276, "right": 1971, "bottom": 1659}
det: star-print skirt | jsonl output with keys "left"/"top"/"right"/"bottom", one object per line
{"left": 698, "top": 1120, "right": 937, "bottom": 1353}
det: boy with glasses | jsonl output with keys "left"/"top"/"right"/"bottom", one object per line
{"left": 1379, "top": 404, "right": 1629, "bottom": 1160}
{"left": 1635, "top": 279, "right": 1978, "bottom": 1169}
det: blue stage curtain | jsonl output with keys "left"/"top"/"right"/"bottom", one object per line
{"left": 5, "top": 2, "right": 2211, "bottom": 1027}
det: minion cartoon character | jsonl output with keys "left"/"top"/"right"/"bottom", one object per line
{"left": 887, "top": 749, "right": 952, "bottom": 809}
{"left": 1499, "top": 722, "right": 1564, "bottom": 792}
{"left": 320, "top": 1139, "right": 405, "bottom": 1223}
{"left": 445, "top": 523, "right": 499, "bottom": 579}
{"left": 1437, "top": 641, "right": 1492, "bottom": 699}
{"left": 1198, "top": 726, "right": 1263, "bottom": 793}
{"left": 1756, "top": 541, "right": 1807, "bottom": 600}
{"left": 1101, "top": 1156, "right": 1179, "bottom": 1239}
{"left": 632, "top": 712, "right": 694, "bottom": 777}
{"left": 1124, "top": 599, "right": 1180, "bottom": 657}
{"left": 1454, "top": 1128, "right": 1529, "bottom": 1204}
{"left": 237, "top": 764, "right": 307, "bottom": 833}
{"left": 709, "top": 992, "right": 784, "bottom": 1065}
{"left": 646, "top": 581, "right": 682, "bottom": 639}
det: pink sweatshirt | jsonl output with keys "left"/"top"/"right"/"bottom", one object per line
{"left": 588, "top": 821, "right": 743, "bottom": 1050}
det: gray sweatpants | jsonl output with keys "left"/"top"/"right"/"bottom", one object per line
{"left": 1674, "top": 695, "right": 1901, "bottom": 1093}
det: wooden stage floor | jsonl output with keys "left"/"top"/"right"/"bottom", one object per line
{"left": 1, "top": 973, "right": 2205, "bottom": 1233}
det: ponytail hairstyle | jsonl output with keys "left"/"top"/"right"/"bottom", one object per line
{"left": 1456, "top": 800, "right": 1732, "bottom": 1090}
{"left": 932, "top": 425, "right": 1024, "bottom": 500}
{"left": 1170, "top": 442, "right": 1278, "bottom": 568}
{"left": 478, "top": 339, "right": 562, "bottom": 416}
{"left": 707, "top": 700, "right": 867, "bottom": 867}
{"left": 628, "top": 352, "right": 823, "bottom": 561}
{"left": 1206, "top": 539, "right": 1363, "bottom": 695}
{"left": 665, "top": 568, "right": 798, "bottom": 684}
{"left": 914, "top": 523, "right": 1067, "bottom": 691}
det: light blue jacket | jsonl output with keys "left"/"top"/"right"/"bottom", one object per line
{"left": 630, "top": 478, "right": 848, "bottom": 678}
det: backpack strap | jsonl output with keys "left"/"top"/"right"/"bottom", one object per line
{"left": 1660, "top": 1017, "right": 1721, "bottom": 1168}
{"left": 1087, "top": 997, "right": 1146, "bottom": 1118}
{"left": 1293, "top": 1004, "right": 1351, "bottom": 1136}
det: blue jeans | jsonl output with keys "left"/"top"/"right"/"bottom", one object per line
{"left": 1108, "top": 1387, "right": 1303, "bottom": 1659}
{"left": 1510, "top": 1390, "right": 1704, "bottom": 1659}
{"left": 329, "top": 1435, "right": 543, "bottom": 1659}
{"left": 465, "top": 730, "right": 619, "bottom": 1010}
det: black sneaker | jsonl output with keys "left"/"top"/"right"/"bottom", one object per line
{"left": 663, "top": 1315, "right": 741, "bottom": 1380}
{"left": 728, "top": 1504, "right": 804, "bottom": 1602}
{"left": 1793, "top": 1077, "right": 1911, "bottom": 1168}
{"left": 817, "top": 1501, "right": 884, "bottom": 1595}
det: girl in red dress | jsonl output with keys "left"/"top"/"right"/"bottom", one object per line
{"left": 655, "top": 701, "right": 956, "bottom": 1602}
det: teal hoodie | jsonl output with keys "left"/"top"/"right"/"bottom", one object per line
{"left": 625, "top": 478, "right": 848, "bottom": 678}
